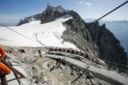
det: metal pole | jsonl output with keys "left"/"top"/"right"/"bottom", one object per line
{"left": 95, "top": 0, "right": 128, "bottom": 22}
{"left": 1, "top": 75, "right": 8, "bottom": 85}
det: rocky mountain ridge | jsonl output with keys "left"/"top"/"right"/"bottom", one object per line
{"left": 17, "top": 5, "right": 127, "bottom": 69}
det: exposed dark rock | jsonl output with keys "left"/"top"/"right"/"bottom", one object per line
{"left": 18, "top": 49, "right": 25, "bottom": 53}
{"left": 86, "top": 22, "right": 127, "bottom": 68}
{"left": 41, "top": 5, "right": 67, "bottom": 23}
{"left": 62, "top": 15, "right": 99, "bottom": 57}
{"left": 17, "top": 13, "right": 42, "bottom": 26}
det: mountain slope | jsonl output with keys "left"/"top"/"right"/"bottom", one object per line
{"left": 0, "top": 17, "right": 77, "bottom": 50}
{"left": 40, "top": 5, "right": 127, "bottom": 68}
{"left": 86, "top": 22, "right": 127, "bottom": 68}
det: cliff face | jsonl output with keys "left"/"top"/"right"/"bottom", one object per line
{"left": 86, "top": 22, "right": 127, "bottom": 67}
{"left": 62, "top": 11, "right": 99, "bottom": 58}
{"left": 40, "top": 5, "right": 127, "bottom": 68}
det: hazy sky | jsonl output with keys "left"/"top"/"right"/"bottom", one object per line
{"left": 0, "top": 0, "right": 128, "bottom": 25}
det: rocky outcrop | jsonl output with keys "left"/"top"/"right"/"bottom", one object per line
{"left": 62, "top": 12, "right": 99, "bottom": 58}
{"left": 41, "top": 5, "right": 67, "bottom": 23}
{"left": 40, "top": 5, "right": 127, "bottom": 69}
{"left": 17, "top": 13, "right": 42, "bottom": 26}
{"left": 86, "top": 22, "right": 127, "bottom": 68}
